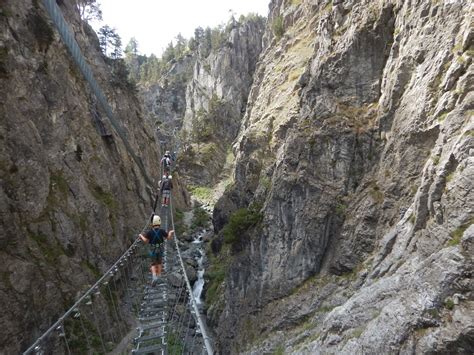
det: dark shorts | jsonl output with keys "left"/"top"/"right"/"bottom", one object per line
{"left": 149, "top": 247, "right": 163, "bottom": 264}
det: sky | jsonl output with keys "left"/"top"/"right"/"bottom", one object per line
{"left": 91, "top": 0, "right": 270, "bottom": 57}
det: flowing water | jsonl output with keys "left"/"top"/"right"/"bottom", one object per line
{"left": 192, "top": 231, "right": 206, "bottom": 305}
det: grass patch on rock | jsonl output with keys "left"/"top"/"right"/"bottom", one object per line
{"left": 369, "top": 182, "right": 384, "bottom": 204}
{"left": 90, "top": 184, "right": 118, "bottom": 212}
{"left": 27, "top": 229, "right": 65, "bottom": 264}
{"left": 189, "top": 185, "right": 213, "bottom": 202}
{"left": 272, "top": 15, "right": 285, "bottom": 40}
{"left": 448, "top": 218, "right": 474, "bottom": 246}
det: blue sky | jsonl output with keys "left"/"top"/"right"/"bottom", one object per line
{"left": 91, "top": 0, "right": 270, "bottom": 56}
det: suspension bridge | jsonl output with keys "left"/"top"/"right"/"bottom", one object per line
{"left": 24, "top": 199, "right": 213, "bottom": 354}
{"left": 23, "top": 1, "right": 213, "bottom": 354}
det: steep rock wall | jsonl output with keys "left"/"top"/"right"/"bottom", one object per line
{"left": 141, "top": 55, "right": 195, "bottom": 148}
{"left": 0, "top": 0, "right": 175, "bottom": 352}
{"left": 211, "top": 0, "right": 473, "bottom": 353}
{"left": 140, "top": 18, "right": 266, "bottom": 186}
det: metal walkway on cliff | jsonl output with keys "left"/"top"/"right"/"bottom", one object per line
{"left": 23, "top": 198, "right": 212, "bottom": 354}
{"left": 23, "top": 1, "right": 213, "bottom": 354}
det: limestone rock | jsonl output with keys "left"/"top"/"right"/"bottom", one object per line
{"left": 210, "top": 0, "right": 474, "bottom": 353}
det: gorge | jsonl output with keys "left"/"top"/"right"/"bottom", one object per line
{"left": 0, "top": 0, "right": 473, "bottom": 354}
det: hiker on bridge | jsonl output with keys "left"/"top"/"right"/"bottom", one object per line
{"left": 139, "top": 215, "right": 174, "bottom": 284}
{"left": 161, "top": 151, "right": 172, "bottom": 173}
{"left": 160, "top": 173, "right": 173, "bottom": 207}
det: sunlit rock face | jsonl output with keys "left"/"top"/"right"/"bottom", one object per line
{"left": 210, "top": 0, "right": 473, "bottom": 353}
{"left": 141, "top": 17, "right": 266, "bottom": 186}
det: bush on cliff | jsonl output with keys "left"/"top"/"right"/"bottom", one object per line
{"left": 223, "top": 203, "right": 263, "bottom": 245}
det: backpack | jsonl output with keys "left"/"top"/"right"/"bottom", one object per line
{"left": 162, "top": 179, "right": 172, "bottom": 191}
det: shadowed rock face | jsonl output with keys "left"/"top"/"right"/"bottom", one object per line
{"left": 210, "top": 0, "right": 473, "bottom": 353}
{"left": 0, "top": 1, "right": 189, "bottom": 352}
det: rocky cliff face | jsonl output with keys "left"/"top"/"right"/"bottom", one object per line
{"left": 140, "top": 18, "right": 265, "bottom": 186}
{"left": 141, "top": 55, "right": 195, "bottom": 149}
{"left": 210, "top": 0, "right": 473, "bottom": 353}
{"left": 0, "top": 1, "right": 182, "bottom": 352}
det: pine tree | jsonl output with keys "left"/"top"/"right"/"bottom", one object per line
{"left": 76, "top": 0, "right": 102, "bottom": 22}
{"left": 110, "top": 33, "right": 122, "bottom": 59}
{"left": 124, "top": 37, "right": 140, "bottom": 81}
{"left": 125, "top": 37, "right": 139, "bottom": 56}
{"left": 98, "top": 25, "right": 121, "bottom": 57}
{"left": 162, "top": 41, "right": 176, "bottom": 62}
{"left": 175, "top": 33, "right": 186, "bottom": 58}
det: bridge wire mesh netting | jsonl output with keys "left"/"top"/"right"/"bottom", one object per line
{"left": 132, "top": 202, "right": 213, "bottom": 355}
{"left": 24, "top": 198, "right": 212, "bottom": 354}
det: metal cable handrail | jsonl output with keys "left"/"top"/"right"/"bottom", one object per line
{"left": 41, "top": 0, "right": 153, "bottom": 186}
{"left": 169, "top": 196, "right": 214, "bottom": 355}
{"left": 23, "top": 236, "right": 142, "bottom": 354}
{"left": 24, "top": 190, "right": 160, "bottom": 354}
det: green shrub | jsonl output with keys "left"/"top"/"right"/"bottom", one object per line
{"left": 223, "top": 204, "right": 263, "bottom": 245}
{"left": 335, "top": 203, "right": 347, "bottom": 216}
{"left": 272, "top": 16, "right": 285, "bottom": 40}
{"left": 50, "top": 172, "right": 69, "bottom": 194}
{"left": 259, "top": 175, "right": 271, "bottom": 190}
{"left": 437, "top": 112, "right": 448, "bottom": 122}
{"left": 200, "top": 143, "right": 218, "bottom": 164}
{"left": 190, "top": 186, "right": 212, "bottom": 201}
{"left": 191, "top": 206, "right": 209, "bottom": 230}
{"left": 426, "top": 308, "right": 440, "bottom": 318}
{"left": 174, "top": 208, "right": 184, "bottom": 223}
{"left": 444, "top": 298, "right": 454, "bottom": 310}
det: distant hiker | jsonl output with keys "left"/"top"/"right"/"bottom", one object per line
{"left": 160, "top": 174, "right": 173, "bottom": 207}
{"left": 161, "top": 151, "right": 172, "bottom": 173}
{"left": 139, "top": 215, "right": 174, "bottom": 283}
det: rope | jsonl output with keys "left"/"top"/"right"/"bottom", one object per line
{"left": 40, "top": 0, "right": 153, "bottom": 186}
{"left": 169, "top": 197, "right": 214, "bottom": 354}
